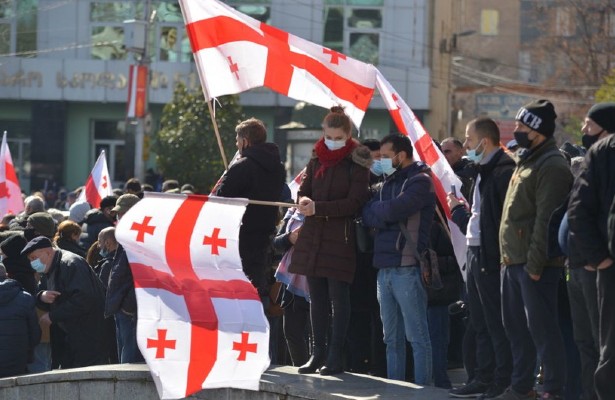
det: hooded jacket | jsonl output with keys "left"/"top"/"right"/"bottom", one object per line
{"left": 81, "top": 209, "right": 114, "bottom": 250}
{"left": 288, "top": 144, "right": 371, "bottom": 283}
{"left": 0, "top": 279, "right": 41, "bottom": 378}
{"left": 215, "top": 142, "right": 286, "bottom": 236}
{"left": 362, "top": 162, "right": 435, "bottom": 269}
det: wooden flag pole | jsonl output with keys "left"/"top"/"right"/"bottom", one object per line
{"left": 247, "top": 199, "right": 297, "bottom": 208}
{"left": 206, "top": 99, "right": 229, "bottom": 170}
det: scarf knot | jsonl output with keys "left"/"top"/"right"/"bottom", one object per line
{"left": 313, "top": 137, "right": 357, "bottom": 178}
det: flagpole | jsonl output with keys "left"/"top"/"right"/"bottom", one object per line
{"left": 247, "top": 199, "right": 296, "bottom": 208}
{"left": 206, "top": 98, "right": 229, "bottom": 171}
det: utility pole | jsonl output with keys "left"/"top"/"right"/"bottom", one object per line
{"left": 125, "top": 0, "right": 153, "bottom": 181}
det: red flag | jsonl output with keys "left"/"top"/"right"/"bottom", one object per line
{"left": 0, "top": 132, "right": 25, "bottom": 217}
{"left": 178, "top": 0, "right": 377, "bottom": 128}
{"left": 78, "top": 150, "right": 113, "bottom": 208}
{"left": 376, "top": 71, "right": 468, "bottom": 273}
{"left": 115, "top": 193, "right": 270, "bottom": 399}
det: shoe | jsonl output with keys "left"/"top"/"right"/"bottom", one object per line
{"left": 319, "top": 343, "right": 344, "bottom": 376}
{"left": 493, "top": 387, "right": 537, "bottom": 400}
{"left": 449, "top": 380, "right": 490, "bottom": 398}
{"left": 319, "top": 365, "right": 343, "bottom": 375}
{"left": 297, "top": 348, "right": 326, "bottom": 374}
{"left": 539, "top": 393, "right": 563, "bottom": 400}
{"left": 478, "top": 384, "right": 506, "bottom": 399}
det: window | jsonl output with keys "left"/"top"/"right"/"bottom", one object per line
{"left": 90, "top": 1, "right": 143, "bottom": 60}
{"left": 0, "top": 0, "right": 37, "bottom": 57}
{"left": 324, "top": 3, "right": 382, "bottom": 64}
{"left": 93, "top": 120, "right": 127, "bottom": 185}
{"left": 225, "top": 0, "right": 271, "bottom": 23}
{"left": 156, "top": 1, "right": 192, "bottom": 62}
{"left": 480, "top": 9, "right": 499, "bottom": 36}
{"left": 555, "top": 7, "right": 575, "bottom": 37}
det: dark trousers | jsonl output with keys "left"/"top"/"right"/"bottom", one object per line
{"left": 239, "top": 232, "right": 272, "bottom": 296}
{"left": 307, "top": 276, "right": 351, "bottom": 363}
{"left": 282, "top": 295, "right": 310, "bottom": 366}
{"left": 466, "top": 246, "right": 512, "bottom": 387}
{"left": 502, "top": 265, "right": 566, "bottom": 394}
{"left": 568, "top": 267, "right": 599, "bottom": 400}
{"left": 596, "top": 266, "right": 615, "bottom": 400}
{"left": 428, "top": 305, "right": 452, "bottom": 388}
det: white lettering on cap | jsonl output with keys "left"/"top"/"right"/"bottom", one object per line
{"left": 515, "top": 108, "right": 542, "bottom": 130}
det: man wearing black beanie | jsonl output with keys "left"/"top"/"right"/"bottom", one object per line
{"left": 498, "top": 99, "right": 573, "bottom": 400}
{"left": 568, "top": 102, "right": 615, "bottom": 400}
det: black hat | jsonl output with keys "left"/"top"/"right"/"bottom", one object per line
{"left": 20, "top": 236, "right": 53, "bottom": 256}
{"left": 515, "top": 99, "right": 557, "bottom": 137}
{"left": 587, "top": 102, "right": 615, "bottom": 134}
{"left": 0, "top": 233, "right": 27, "bottom": 259}
{"left": 100, "top": 195, "right": 118, "bottom": 210}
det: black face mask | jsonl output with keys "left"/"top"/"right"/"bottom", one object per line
{"left": 581, "top": 129, "right": 604, "bottom": 150}
{"left": 24, "top": 228, "right": 37, "bottom": 242}
{"left": 513, "top": 130, "right": 533, "bottom": 149}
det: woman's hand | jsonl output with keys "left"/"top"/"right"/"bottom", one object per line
{"left": 298, "top": 197, "right": 316, "bottom": 216}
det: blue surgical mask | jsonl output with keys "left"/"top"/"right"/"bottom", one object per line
{"left": 324, "top": 138, "right": 346, "bottom": 151}
{"left": 99, "top": 248, "right": 109, "bottom": 258}
{"left": 466, "top": 140, "right": 485, "bottom": 163}
{"left": 380, "top": 157, "right": 397, "bottom": 176}
{"left": 370, "top": 159, "right": 383, "bottom": 176}
{"left": 30, "top": 258, "right": 46, "bottom": 273}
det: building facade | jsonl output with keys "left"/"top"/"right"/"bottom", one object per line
{"left": 0, "top": 0, "right": 432, "bottom": 193}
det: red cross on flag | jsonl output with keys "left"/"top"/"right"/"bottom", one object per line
{"left": 178, "top": 0, "right": 377, "bottom": 128}
{"left": 115, "top": 192, "right": 270, "bottom": 400}
{"left": 77, "top": 150, "right": 113, "bottom": 208}
{"left": 375, "top": 71, "right": 468, "bottom": 275}
{"left": 0, "top": 132, "right": 24, "bottom": 217}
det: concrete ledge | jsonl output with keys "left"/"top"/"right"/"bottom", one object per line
{"left": 0, "top": 364, "right": 450, "bottom": 400}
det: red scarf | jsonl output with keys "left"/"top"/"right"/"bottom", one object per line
{"left": 313, "top": 137, "right": 357, "bottom": 178}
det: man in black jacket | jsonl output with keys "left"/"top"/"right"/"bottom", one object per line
{"left": 0, "top": 267, "right": 41, "bottom": 378}
{"left": 568, "top": 102, "right": 615, "bottom": 400}
{"left": 214, "top": 118, "right": 286, "bottom": 297}
{"left": 448, "top": 117, "right": 514, "bottom": 399}
{"left": 21, "top": 236, "right": 106, "bottom": 368}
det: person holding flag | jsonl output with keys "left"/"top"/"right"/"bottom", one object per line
{"left": 289, "top": 106, "right": 371, "bottom": 376}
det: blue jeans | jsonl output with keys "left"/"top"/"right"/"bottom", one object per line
{"left": 377, "top": 266, "right": 432, "bottom": 384}
{"left": 27, "top": 342, "right": 51, "bottom": 373}
{"left": 428, "top": 305, "right": 451, "bottom": 388}
{"left": 115, "top": 312, "right": 144, "bottom": 363}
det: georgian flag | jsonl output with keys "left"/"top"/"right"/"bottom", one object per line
{"left": 115, "top": 193, "right": 270, "bottom": 400}
{"left": 178, "top": 0, "right": 377, "bottom": 128}
{"left": 376, "top": 71, "right": 468, "bottom": 274}
{"left": 0, "top": 132, "right": 25, "bottom": 216}
{"left": 77, "top": 150, "right": 113, "bottom": 208}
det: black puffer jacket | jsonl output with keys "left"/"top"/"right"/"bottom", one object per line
{"left": 105, "top": 245, "right": 137, "bottom": 317}
{"left": 36, "top": 250, "right": 106, "bottom": 368}
{"left": 0, "top": 279, "right": 41, "bottom": 377}
{"left": 214, "top": 142, "right": 286, "bottom": 236}
{"left": 569, "top": 134, "right": 615, "bottom": 267}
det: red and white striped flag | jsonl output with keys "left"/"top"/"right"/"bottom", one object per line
{"left": 115, "top": 193, "right": 270, "bottom": 400}
{"left": 376, "top": 71, "right": 467, "bottom": 272}
{"left": 0, "top": 132, "right": 24, "bottom": 217}
{"left": 178, "top": 0, "right": 377, "bottom": 128}
{"left": 78, "top": 150, "right": 113, "bottom": 208}
{"left": 287, "top": 168, "right": 305, "bottom": 202}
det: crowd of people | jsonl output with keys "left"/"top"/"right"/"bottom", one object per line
{"left": 1, "top": 101, "right": 614, "bottom": 400}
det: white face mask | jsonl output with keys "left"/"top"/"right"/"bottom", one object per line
{"left": 324, "top": 138, "right": 346, "bottom": 151}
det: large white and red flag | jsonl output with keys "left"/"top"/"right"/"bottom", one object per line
{"left": 0, "top": 132, "right": 24, "bottom": 217}
{"left": 115, "top": 192, "right": 270, "bottom": 400}
{"left": 77, "top": 150, "right": 113, "bottom": 208}
{"left": 375, "top": 71, "right": 467, "bottom": 272}
{"left": 178, "top": 0, "right": 377, "bottom": 127}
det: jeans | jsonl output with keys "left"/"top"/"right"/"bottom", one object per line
{"left": 377, "top": 266, "right": 432, "bottom": 385}
{"left": 27, "top": 342, "right": 51, "bottom": 373}
{"left": 466, "top": 246, "right": 512, "bottom": 386}
{"left": 567, "top": 267, "right": 599, "bottom": 400}
{"left": 428, "top": 305, "right": 451, "bottom": 388}
{"left": 282, "top": 294, "right": 310, "bottom": 366}
{"left": 115, "top": 312, "right": 144, "bottom": 363}
{"left": 502, "top": 265, "right": 566, "bottom": 394}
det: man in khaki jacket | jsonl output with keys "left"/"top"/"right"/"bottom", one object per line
{"left": 498, "top": 100, "right": 573, "bottom": 400}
